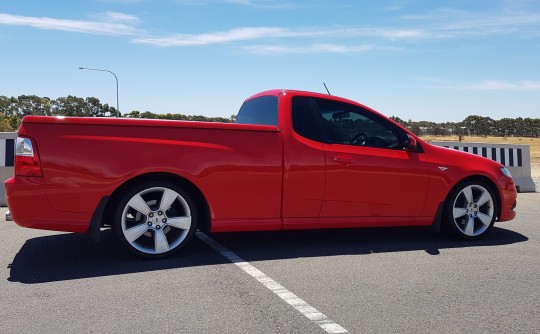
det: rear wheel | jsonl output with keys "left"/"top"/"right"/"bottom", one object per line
{"left": 444, "top": 180, "right": 497, "bottom": 240}
{"left": 112, "top": 181, "right": 198, "bottom": 259}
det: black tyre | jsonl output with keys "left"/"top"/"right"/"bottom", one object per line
{"left": 112, "top": 181, "right": 198, "bottom": 259}
{"left": 443, "top": 180, "right": 497, "bottom": 240}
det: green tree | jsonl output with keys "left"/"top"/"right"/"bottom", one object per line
{"left": 0, "top": 114, "right": 21, "bottom": 131}
{"left": 51, "top": 96, "right": 86, "bottom": 116}
{"left": 84, "top": 97, "right": 106, "bottom": 117}
{"left": 0, "top": 93, "right": 536, "bottom": 136}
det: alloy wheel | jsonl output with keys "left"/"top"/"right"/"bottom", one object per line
{"left": 451, "top": 184, "right": 495, "bottom": 237}
{"left": 120, "top": 186, "right": 192, "bottom": 255}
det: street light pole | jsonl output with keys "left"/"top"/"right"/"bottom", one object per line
{"left": 78, "top": 67, "right": 120, "bottom": 117}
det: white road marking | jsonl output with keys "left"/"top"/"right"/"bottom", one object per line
{"left": 196, "top": 232, "right": 349, "bottom": 334}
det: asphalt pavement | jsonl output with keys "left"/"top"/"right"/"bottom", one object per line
{"left": 1, "top": 193, "right": 539, "bottom": 334}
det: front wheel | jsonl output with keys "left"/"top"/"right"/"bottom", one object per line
{"left": 443, "top": 180, "right": 498, "bottom": 240}
{"left": 112, "top": 181, "right": 198, "bottom": 259}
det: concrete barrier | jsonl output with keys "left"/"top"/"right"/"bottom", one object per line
{"left": 0, "top": 132, "right": 16, "bottom": 206}
{"left": 431, "top": 141, "right": 536, "bottom": 193}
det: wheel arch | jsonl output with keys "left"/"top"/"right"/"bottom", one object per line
{"left": 103, "top": 172, "right": 211, "bottom": 233}
{"left": 444, "top": 175, "right": 502, "bottom": 220}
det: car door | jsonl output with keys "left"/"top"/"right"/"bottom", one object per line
{"left": 281, "top": 95, "right": 327, "bottom": 218}
{"left": 312, "top": 98, "right": 431, "bottom": 218}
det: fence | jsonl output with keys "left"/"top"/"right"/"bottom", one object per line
{"left": 431, "top": 141, "right": 536, "bottom": 192}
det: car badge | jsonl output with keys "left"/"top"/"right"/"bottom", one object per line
{"left": 438, "top": 166, "right": 448, "bottom": 171}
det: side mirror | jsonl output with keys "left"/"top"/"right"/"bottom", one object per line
{"left": 404, "top": 134, "right": 417, "bottom": 151}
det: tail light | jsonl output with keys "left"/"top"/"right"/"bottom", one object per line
{"left": 15, "top": 136, "right": 43, "bottom": 177}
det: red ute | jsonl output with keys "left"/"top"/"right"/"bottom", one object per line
{"left": 5, "top": 90, "right": 517, "bottom": 258}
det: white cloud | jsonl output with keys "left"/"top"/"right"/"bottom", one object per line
{"left": 464, "top": 80, "right": 540, "bottom": 91}
{"left": 172, "top": 0, "right": 211, "bottom": 5}
{"left": 362, "top": 28, "right": 431, "bottom": 39}
{"left": 4, "top": 5, "right": 537, "bottom": 54}
{"left": 223, "top": 0, "right": 298, "bottom": 9}
{"left": 242, "top": 43, "right": 402, "bottom": 55}
{"left": 0, "top": 13, "right": 140, "bottom": 35}
{"left": 443, "top": 13, "right": 540, "bottom": 31}
{"left": 133, "top": 27, "right": 303, "bottom": 46}
{"left": 0, "top": 11, "right": 429, "bottom": 50}
{"left": 100, "top": 11, "right": 140, "bottom": 23}
{"left": 171, "top": 0, "right": 298, "bottom": 9}
{"left": 403, "top": 9, "right": 540, "bottom": 37}
{"left": 132, "top": 26, "right": 431, "bottom": 47}
{"left": 98, "top": 0, "right": 147, "bottom": 3}
{"left": 430, "top": 80, "right": 540, "bottom": 91}
{"left": 225, "top": 0, "right": 251, "bottom": 4}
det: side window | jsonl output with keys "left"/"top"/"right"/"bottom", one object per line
{"left": 236, "top": 96, "right": 278, "bottom": 126}
{"left": 292, "top": 97, "right": 321, "bottom": 141}
{"left": 315, "top": 99, "right": 400, "bottom": 149}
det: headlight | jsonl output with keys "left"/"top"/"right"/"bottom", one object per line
{"left": 500, "top": 167, "right": 512, "bottom": 178}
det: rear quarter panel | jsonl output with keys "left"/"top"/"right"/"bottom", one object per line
{"left": 21, "top": 118, "right": 283, "bottom": 220}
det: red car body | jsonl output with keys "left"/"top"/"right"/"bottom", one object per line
{"left": 5, "top": 89, "right": 517, "bottom": 257}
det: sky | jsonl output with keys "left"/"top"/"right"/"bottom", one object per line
{"left": 1, "top": 0, "right": 539, "bottom": 122}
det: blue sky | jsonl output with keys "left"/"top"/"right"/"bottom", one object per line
{"left": 1, "top": 0, "right": 539, "bottom": 122}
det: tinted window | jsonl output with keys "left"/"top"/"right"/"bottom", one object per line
{"left": 292, "top": 97, "right": 321, "bottom": 141}
{"left": 314, "top": 99, "right": 400, "bottom": 149}
{"left": 236, "top": 96, "right": 278, "bottom": 126}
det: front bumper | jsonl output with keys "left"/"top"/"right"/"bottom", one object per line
{"left": 497, "top": 175, "right": 517, "bottom": 222}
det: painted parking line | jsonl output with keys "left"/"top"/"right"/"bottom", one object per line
{"left": 196, "top": 232, "right": 349, "bottom": 334}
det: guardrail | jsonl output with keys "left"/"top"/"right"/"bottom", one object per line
{"left": 0, "top": 132, "right": 16, "bottom": 206}
{"left": 431, "top": 141, "right": 536, "bottom": 193}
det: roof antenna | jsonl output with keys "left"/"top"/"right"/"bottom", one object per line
{"left": 323, "top": 82, "right": 331, "bottom": 95}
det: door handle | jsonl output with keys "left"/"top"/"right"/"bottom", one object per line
{"left": 331, "top": 155, "right": 354, "bottom": 164}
